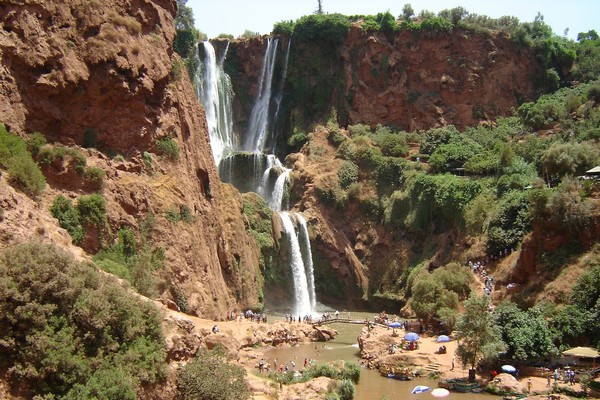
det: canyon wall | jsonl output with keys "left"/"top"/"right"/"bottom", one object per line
{"left": 0, "top": 0, "right": 262, "bottom": 318}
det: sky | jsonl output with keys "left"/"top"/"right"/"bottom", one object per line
{"left": 189, "top": 0, "right": 599, "bottom": 41}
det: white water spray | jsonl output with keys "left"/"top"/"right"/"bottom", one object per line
{"left": 195, "top": 42, "right": 235, "bottom": 165}
{"left": 243, "top": 37, "right": 279, "bottom": 153}
{"left": 280, "top": 212, "right": 312, "bottom": 316}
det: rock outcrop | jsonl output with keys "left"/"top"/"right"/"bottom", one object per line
{"left": 0, "top": 0, "right": 262, "bottom": 318}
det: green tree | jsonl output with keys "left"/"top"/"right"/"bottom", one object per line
{"left": 177, "top": 347, "right": 250, "bottom": 400}
{"left": 456, "top": 295, "right": 505, "bottom": 371}
{"left": 571, "top": 264, "right": 600, "bottom": 348}
{"left": 493, "top": 302, "right": 558, "bottom": 361}
{"left": 401, "top": 4, "right": 415, "bottom": 21}
{"left": 174, "top": 0, "right": 200, "bottom": 58}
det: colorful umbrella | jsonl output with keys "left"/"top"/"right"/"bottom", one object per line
{"left": 431, "top": 388, "right": 450, "bottom": 398}
{"left": 411, "top": 385, "right": 430, "bottom": 394}
{"left": 388, "top": 321, "right": 402, "bottom": 328}
{"left": 436, "top": 335, "right": 451, "bottom": 342}
{"left": 404, "top": 332, "right": 420, "bottom": 341}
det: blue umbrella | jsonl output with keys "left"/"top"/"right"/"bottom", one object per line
{"left": 501, "top": 364, "right": 516, "bottom": 373}
{"left": 404, "top": 332, "right": 420, "bottom": 342}
{"left": 388, "top": 322, "right": 402, "bottom": 328}
{"left": 411, "top": 385, "right": 430, "bottom": 394}
{"left": 436, "top": 335, "right": 451, "bottom": 342}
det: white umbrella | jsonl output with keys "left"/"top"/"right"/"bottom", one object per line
{"left": 431, "top": 388, "right": 450, "bottom": 398}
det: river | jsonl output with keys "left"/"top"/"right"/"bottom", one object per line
{"left": 263, "top": 312, "right": 495, "bottom": 400}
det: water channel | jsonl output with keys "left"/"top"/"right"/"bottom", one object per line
{"left": 264, "top": 312, "right": 495, "bottom": 400}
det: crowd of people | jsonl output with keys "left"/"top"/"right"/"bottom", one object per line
{"left": 225, "top": 310, "right": 268, "bottom": 323}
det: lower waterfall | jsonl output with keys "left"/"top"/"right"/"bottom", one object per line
{"left": 279, "top": 212, "right": 315, "bottom": 316}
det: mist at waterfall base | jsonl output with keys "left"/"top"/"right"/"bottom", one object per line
{"left": 197, "top": 39, "right": 322, "bottom": 317}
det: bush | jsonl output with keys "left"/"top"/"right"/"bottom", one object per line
{"left": 51, "top": 195, "right": 85, "bottom": 245}
{"left": 156, "top": 136, "right": 180, "bottom": 160}
{"left": 76, "top": 194, "right": 107, "bottom": 228}
{"left": 177, "top": 347, "right": 250, "bottom": 400}
{"left": 273, "top": 19, "right": 295, "bottom": 35}
{"left": 338, "top": 161, "right": 359, "bottom": 189}
{"left": 0, "top": 241, "right": 166, "bottom": 398}
{"left": 26, "top": 132, "right": 47, "bottom": 156}
{"left": 83, "top": 166, "right": 105, "bottom": 190}
{"left": 288, "top": 129, "right": 309, "bottom": 151}
{"left": 0, "top": 123, "right": 46, "bottom": 196}
{"left": 337, "top": 379, "right": 356, "bottom": 400}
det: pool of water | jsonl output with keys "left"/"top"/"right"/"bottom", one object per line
{"left": 263, "top": 312, "right": 495, "bottom": 399}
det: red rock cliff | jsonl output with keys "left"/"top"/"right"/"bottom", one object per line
{"left": 0, "top": 0, "right": 262, "bottom": 318}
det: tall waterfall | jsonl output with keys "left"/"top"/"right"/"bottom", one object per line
{"left": 280, "top": 212, "right": 313, "bottom": 316}
{"left": 195, "top": 41, "right": 235, "bottom": 165}
{"left": 297, "top": 214, "right": 317, "bottom": 312}
{"left": 243, "top": 37, "right": 279, "bottom": 153}
{"left": 197, "top": 38, "right": 316, "bottom": 315}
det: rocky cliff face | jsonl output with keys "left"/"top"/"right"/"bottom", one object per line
{"left": 225, "top": 26, "right": 542, "bottom": 138}
{"left": 342, "top": 27, "right": 541, "bottom": 130}
{"left": 0, "top": 0, "right": 262, "bottom": 318}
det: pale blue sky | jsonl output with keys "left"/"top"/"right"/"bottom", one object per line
{"left": 189, "top": 0, "right": 599, "bottom": 41}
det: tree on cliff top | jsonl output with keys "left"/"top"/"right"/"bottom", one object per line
{"left": 174, "top": 0, "right": 203, "bottom": 58}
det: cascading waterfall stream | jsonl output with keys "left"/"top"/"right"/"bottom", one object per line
{"left": 243, "top": 37, "right": 279, "bottom": 153}
{"left": 195, "top": 41, "right": 235, "bottom": 165}
{"left": 197, "top": 37, "right": 316, "bottom": 315}
{"left": 280, "top": 212, "right": 312, "bottom": 316}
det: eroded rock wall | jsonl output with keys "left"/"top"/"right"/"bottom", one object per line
{"left": 0, "top": 0, "right": 262, "bottom": 318}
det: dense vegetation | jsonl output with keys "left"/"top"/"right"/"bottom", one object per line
{"left": 0, "top": 242, "right": 166, "bottom": 398}
{"left": 0, "top": 123, "right": 46, "bottom": 197}
{"left": 308, "top": 75, "right": 600, "bottom": 349}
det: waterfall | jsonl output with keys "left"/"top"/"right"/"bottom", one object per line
{"left": 280, "top": 212, "right": 312, "bottom": 316}
{"left": 196, "top": 37, "right": 317, "bottom": 315}
{"left": 297, "top": 214, "right": 316, "bottom": 312}
{"left": 195, "top": 41, "right": 235, "bottom": 166}
{"left": 243, "top": 37, "right": 279, "bottom": 153}
{"left": 269, "top": 39, "right": 291, "bottom": 153}
{"left": 268, "top": 167, "right": 290, "bottom": 211}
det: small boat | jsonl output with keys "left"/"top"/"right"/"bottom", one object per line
{"left": 440, "top": 378, "right": 480, "bottom": 392}
{"left": 386, "top": 373, "right": 414, "bottom": 381}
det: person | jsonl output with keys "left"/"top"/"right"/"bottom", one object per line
{"left": 527, "top": 378, "right": 532, "bottom": 393}
{"left": 212, "top": 324, "right": 219, "bottom": 333}
{"left": 335, "top": 310, "right": 339, "bottom": 319}
{"left": 547, "top": 374, "right": 551, "bottom": 387}
{"left": 451, "top": 357, "right": 455, "bottom": 371}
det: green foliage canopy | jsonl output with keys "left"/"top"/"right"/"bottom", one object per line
{"left": 0, "top": 241, "right": 166, "bottom": 398}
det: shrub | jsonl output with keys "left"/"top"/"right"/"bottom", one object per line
{"left": 76, "top": 194, "right": 107, "bottom": 227}
{"left": 338, "top": 161, "right": 359, "bottom": 189}
{"left": 420, "top": 16, "right": 454, "bottom": 32}
{"left": 288, "top": 129, "right": 309, "bottom": 151}
{"left": 26, "top": 132, "right": 47, "bottom": 156}
{"left": 7, "top": 153, "right": 46, "bottom": 196}
{"left": 0, "top": 124, "right": 46, "bottom": 196}
{"left": 0, "top": 241, "right": 166, "bottom": 398}
{"left": 273, "top": 19, "right": 295, "bottom": 35}
{"left": 51, "top": 195, "right": 85, "bottom": 245}
{"left": 337, "top": 379, "right": 356, "bottom": 400}
{"left": 156, "top": 136, "right": 180, "bottom": 160}
{"left": 177, "top": 347, "right": 250, "bottom": 400}
{"left": 83, "top": 166, "right": 105, "bottom": 190}
{"left": 347, "top": 124, "right": 371, "bottom": 137}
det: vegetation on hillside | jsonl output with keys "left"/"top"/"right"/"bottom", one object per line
{"left": 303, "top": 76, "right": 600, "bottom": 353}
{"left": 0, "top": 123, "right": 46, "bottom": 197}
{"left": 0, "top": 242, "right": 166, "bottom": 398}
